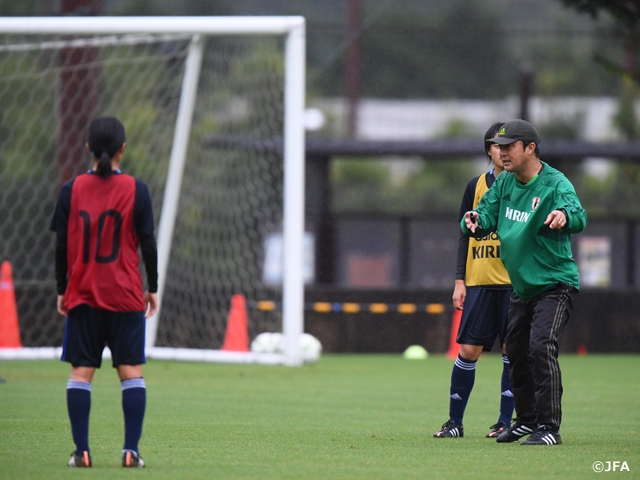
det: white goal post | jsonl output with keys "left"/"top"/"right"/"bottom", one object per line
{"left": 0, "top": 17, "right": 306, "bottom": 366}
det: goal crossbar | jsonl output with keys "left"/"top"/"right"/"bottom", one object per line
{"left": 0, "top": 16, "right": 305, "bottom": 35}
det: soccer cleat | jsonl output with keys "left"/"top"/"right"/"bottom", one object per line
{"left": 122, "top": 450, "right": 145, "bottom": 468}
{"left": 521, "top": 425, "right": 562, "bottom": 446}
{"left": 486, "top": 420, "right": 509, "bottom": 438}
{"left": 495, "top": 420, "right": 536, "bottom": 443}
{"left": 433, "top": 420, "right": 463, "bottom": 438}
{"left": 68, "top": 451, "right": 92, "bottom": 467}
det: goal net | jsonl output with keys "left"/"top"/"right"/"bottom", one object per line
{"left": 0, "top": 17, "right": 306, "bottom": 365}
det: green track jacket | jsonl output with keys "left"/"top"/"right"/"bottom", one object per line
{"left": 460, "top": 161, "right": 588, "bottom": 299}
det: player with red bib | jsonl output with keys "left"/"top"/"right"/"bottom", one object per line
{"left": 50, "top": 116, "right": 158, "bottom": 468}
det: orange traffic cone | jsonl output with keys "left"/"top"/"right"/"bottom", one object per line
{"left": 446, "top": 309, "right": 462, "bottom": 360}
{"left": 0, "top": 261, "right": 22, "bottom": 348}
{"left": 221, "top": 294, "right": 249, "bottom": 352}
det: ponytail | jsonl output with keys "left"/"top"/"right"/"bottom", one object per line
{"left": 96, "top": 152, "right": 112, "bottom": 178}
{"left": 87, "top": 116, "right": 126, "bottom": 178}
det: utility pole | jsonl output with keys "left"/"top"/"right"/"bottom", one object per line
{"left": 518, "top": 62, "right": 534, "bottom": 122}
{"left": 346, "top": 0, "right": 360, "bottom": 138}
{"left": 57, "top": 0, "right": 102, "bottom": 187}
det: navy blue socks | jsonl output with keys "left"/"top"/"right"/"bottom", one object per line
{"left": 67, "top": 380, "right": 91, "bottom": 455}
{"left": 449, "top": 354, "right": 477, "bottom": 425}
{"left": 499, "top": 355, "right": 515, "bottom": 425}
{"left": 121, "top": 378, "right": 146, "bottom": 453}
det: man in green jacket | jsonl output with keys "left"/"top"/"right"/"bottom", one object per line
{"left": 461, "top": 119, "right": 587, "bottom": 446}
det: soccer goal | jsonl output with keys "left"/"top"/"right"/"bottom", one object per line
{"left": 0, "top": 17, "right": 306, "bottom": 366}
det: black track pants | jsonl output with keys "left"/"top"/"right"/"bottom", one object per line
{"left": 506, "top": 283, "right": 579, "bottom": 429}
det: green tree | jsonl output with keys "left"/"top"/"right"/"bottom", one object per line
{"left": 556, "top": 0, "right": 640, "bottom": 219}
{"left": 331, "top": 119, "right": 479, "bottom": 215}
{"left": 0, "top": 0, "right": 53, "bottom": 15}
{"left": 558, "top": 0, "right": 640, "bottom": 138}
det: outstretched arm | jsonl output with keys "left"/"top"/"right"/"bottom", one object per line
{"left": 544, "top": 210, "right": 567, "bottom": 230}
{"left": 463, "top": 211, "right": 480, "bottom": 233}
{"left": 555, "top": 180, "right": 588, "bottom": 234}
{"left": 460, "top": 177, "right": 502, "bottom": 238}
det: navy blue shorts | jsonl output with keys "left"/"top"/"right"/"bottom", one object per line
{"left": 456, "top": 287, "right": 512, "bottom": 351}
{"left": 61, "top": 304, "right": 146, "bottom": 368}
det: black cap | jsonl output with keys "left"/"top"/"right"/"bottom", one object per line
{"left": 490, "top": 119, "right": 540, "bottom": 146}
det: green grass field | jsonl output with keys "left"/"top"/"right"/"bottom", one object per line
{"left": 1, "top": 354, "right": 638, "bottom": 479}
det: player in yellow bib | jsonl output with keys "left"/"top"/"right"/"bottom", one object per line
{"left": 434, "top": 123, "right": 514, "bottom": 439}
